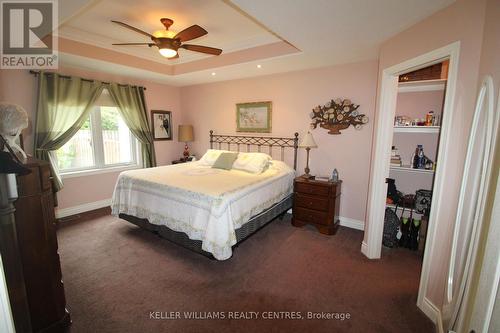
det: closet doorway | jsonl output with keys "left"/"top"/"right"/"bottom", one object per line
{"left": 363, "top": 42, "right": 460, "bottom": 321}
{"left": 387, "top": 60, "right": 448, "bottom": 253}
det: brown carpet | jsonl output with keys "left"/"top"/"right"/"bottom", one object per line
{"left": 57, "top": 214, "right": 434, "bottom": 333}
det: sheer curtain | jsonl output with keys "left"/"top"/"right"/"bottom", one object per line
{"left": 107, "top": 83, "right": 156, "bottom": 168}
{"left": 34, "top": 72, "right": 104, "bottom": 191}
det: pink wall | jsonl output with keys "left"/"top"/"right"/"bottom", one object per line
{"left": 395, "top": 90, "right": 445, "bottom": 120}
{"left": 181, "top": 60, "right": 379, "bottom": 223}
{"left": 478, "top": 0, "right": 500, "bottom": 89}
{"left": 365, "top": 0, "right": 487, "bottom": 309}
{"left": 0, "top": 67, "right": 184, "bottom": 210}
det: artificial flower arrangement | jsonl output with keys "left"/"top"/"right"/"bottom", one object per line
{"left": 310, "top": 98, "right": 368, "bottom": 135}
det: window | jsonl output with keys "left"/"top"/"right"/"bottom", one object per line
{"left": 56, "top": 91, "right": 140, "bottom": 175}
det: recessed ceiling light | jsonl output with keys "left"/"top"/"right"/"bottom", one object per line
{"left": 211, "top": 72, "right": 216, "bottom": 76}
{"left": 257, "top": 64, "right": 262, "bottom": 68}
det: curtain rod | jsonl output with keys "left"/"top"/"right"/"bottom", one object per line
{"left": 29, "top": 70, "right": 147, "bottom": 90}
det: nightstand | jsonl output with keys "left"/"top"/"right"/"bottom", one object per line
{"left": 172, "top": 159, "right": 189, "bottom": 164}
{"left": 291, "top": 175, "right": 342, "bottom": 235}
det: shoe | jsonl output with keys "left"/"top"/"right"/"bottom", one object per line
{"left": 409, "top": 219, "right": 420, "bottom": 251}
{"left": 399, "top": 217, "right": 410, "bottom": 248}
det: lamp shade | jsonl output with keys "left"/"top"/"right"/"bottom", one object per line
{"left": 178, "top": 125, "right": 194, "bottom": 142}
{"left": 299, "top": 131, "right": 318, "bottom": 148}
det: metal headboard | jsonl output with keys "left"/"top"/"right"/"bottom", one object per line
{"left": 209, "top": 130, "right": 299, "bottom": 170}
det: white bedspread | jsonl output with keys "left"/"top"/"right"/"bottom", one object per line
{"left": 111, "top": 160, "right": 295, "bottom": 260}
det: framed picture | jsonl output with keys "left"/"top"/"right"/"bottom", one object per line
{"left": 236, "top": 101, "right": 272, "bottom": 133}
{"left": 151, "top": 110, "right": 172, "bottom": 140}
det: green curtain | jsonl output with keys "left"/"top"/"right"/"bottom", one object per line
{"left": 35, "top": 72, "right": 104, "bottom": 191}
{"left": 107, "top": 83, "right": 156, "bottom": 168}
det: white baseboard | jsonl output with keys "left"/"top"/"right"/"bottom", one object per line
{"left": 55, "top": 198, "right": 111, "bottom": 219}
{"left": 419, "top": 297, "right": 444, "bottom": 333}
{"left": 288, "top": 208, "right": 364, "bottom": 231}
{"left": 339, "top": 217, "right": 364, "bottom": 231}
{"left": 56, "top": 202, "right": 365, "bottom": 232}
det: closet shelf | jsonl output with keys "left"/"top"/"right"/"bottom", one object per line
{"left": 386, "top": 204, "right": 424, "bottom": 216}
{"left": 398, "top": 78, "right": 447, "bottom": 93}
{"left": 390, "top": 166, "right": 435, "bottom": 174}
{"left": 393, "top": 126, "right": 440, "bottom": 133}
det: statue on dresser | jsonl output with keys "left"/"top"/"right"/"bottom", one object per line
{"left": 0, "top": 102, "right": 29, "bottom": 159}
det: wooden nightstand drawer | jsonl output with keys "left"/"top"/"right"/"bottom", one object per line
{"left": 295, "top": 182, "right": 329, "bottom": 197}
{"left": 295, "top": 193, "right": 329, "bottom": 211}
{"left": 294, "top": 207, "right": 328, "bottom": 225}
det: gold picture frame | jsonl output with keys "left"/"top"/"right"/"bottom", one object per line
{"left": 236, "top": 101, "right": 272, "bottom": 133}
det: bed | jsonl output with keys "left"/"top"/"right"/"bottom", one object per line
{"left": 111, "top": 131, "right": 299, "bottom": 260}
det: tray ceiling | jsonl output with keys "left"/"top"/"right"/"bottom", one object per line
{"left": 56, "top": 0, "right": 456, "bottom": 86}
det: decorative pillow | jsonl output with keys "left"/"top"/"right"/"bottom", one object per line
{"left": 198, "top": 149, "right": 230, "bottom": 166}
{"left": 212, "top": 152, "right": 238, "bottom": 170}
{"left": 232, "top": 152, "right": 272, "bottom": 174}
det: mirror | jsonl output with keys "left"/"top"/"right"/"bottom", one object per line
{"left": 444, "top": 75, "right": 496, "bottom": 330}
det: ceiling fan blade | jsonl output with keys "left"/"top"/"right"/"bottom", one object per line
{"left": 112, "top": 42, "right": 155, "bottom": 46}
{"left": 181, "top": 44, "right": 222, "bottom": 55}
{"left": 111, "top": 20, "right": 154, "bottom": 38}
{"left": 174, "top": 25, "right": 207, "bottom": 42}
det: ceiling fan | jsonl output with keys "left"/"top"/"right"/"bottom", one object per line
{"left": 111, "top": 18, "right": 222, "bottom": 59}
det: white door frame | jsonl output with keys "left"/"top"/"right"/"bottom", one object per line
{"left": 363, "top": 41, "right": 460, "bottom": 319}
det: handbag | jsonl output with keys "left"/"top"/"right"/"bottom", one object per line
{"left": 383, "top": 207, "right": 400, "bottom": 248}
{"left": 415, "top": 189, "right": 432, "bottom": 214}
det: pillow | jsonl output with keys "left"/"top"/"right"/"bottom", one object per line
{"left": 198, "top": 149, "right": 230, "bottom": 166}
{"left": 212, "top": 152, "right": 238, "bottom": 170}
{"left": 232, "top": 152, "right": 272, "bottom": 174}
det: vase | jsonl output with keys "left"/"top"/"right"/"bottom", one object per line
{"left": 320, "top": 123, "right": 350, "bottom": 135}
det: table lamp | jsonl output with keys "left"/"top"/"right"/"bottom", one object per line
{"left": 299, "top": 131, "right": 318, "bottom": 179}
{"left": 178, "top": 125, "right": 194, "bottom": 160}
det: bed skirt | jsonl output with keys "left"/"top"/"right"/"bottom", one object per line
{"left": 119, "top": 194, "right": 293, "bottom": 259}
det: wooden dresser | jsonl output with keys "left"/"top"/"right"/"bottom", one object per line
{"left": 12, "top": 158, "right": 71, "bottom": 332}
{"left": 292, "top": 176, "right": 342, "bottom": 235}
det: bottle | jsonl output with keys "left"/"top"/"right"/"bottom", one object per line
{"left": 417, "top": 146, "right": 425, "bottom": 169}
{"left": 331, "top": 168, "right": 339, "bottom": 182}
{"left": 412, "top": 145, "right": 420, "bottom": 168}
{"left": 425, "top": 111, "right": 434, "bottom": 126}
{"left": 434, "top": 114, "right": 441, "bottom": 126}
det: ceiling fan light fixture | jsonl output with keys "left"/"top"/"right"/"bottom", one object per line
{"left": 153, "top": 30, "right": 177, "bottom": 38}
{"left": 111, "top": 18, "right": 221, "bottom": 60}
{"left": 159, "top": 47, "right": 178, "bottom": 58}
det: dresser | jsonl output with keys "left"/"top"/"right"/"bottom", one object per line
{"left": 291, "top": 176, "right": 342, "bottom": 235}
{"left": 12, "top": 158, "right": 71, "bottom": 332}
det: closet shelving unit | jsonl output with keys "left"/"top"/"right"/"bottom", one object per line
{"left": 397, "top": 78, "right": 447, "bottom": 92}
{"left": 393, "top": 126, "right": 440, "bottom": 134}
{"left": 386, "top": 204, "right": 424, "bottom": 216}
{"left": 382, "top": 61, "right": 449, "bottom": 253}
{"left": 389, "top": 165, "right": 435, "bottom": 174}
{"left": 387, "top": 78, "right": 445, "bottom": 218}
{"left": 390, "top": 78, "right": 444, "bottom": 175}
